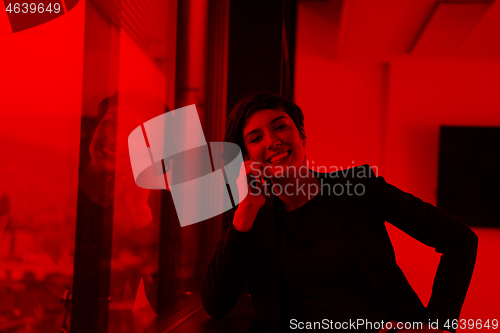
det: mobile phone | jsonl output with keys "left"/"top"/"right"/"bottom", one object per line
{"left": 244, "top": 153, "right": 270, "bottom": 198}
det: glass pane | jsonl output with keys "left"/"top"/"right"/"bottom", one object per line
{"left": 107, "top": 0, "right": 218, "bottom": 329}
{"left": 0, "top": 0, "right": 225, "bottom": 331}
{"left": 0, "top": 3, "right": 85, "bottom": 332}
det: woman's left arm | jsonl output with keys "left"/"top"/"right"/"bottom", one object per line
{"left": 364, "top": 165, "right": 478, "bottom": 332}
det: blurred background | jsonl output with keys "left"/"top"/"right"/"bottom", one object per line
{"left": 0, "top": 0, "right": 499, "bottom": 332}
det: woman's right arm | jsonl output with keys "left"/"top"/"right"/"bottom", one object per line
{"left": 201, "top": 161, "right": 266, "bottom": 317}
{"left": 200, "top": 208, "right": 258, "bottom": 317}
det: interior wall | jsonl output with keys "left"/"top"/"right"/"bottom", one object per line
{"left": 386, "top": 60, "right": 500, "bottom": 321}
{"left": 294, "top": 0, "right": 499, "bottom": 322}
{"left": 386, "top": 60, "right": 500, "bottom": 203}
{"left": 294, "top": 0, "right": 388, "bottom": 174}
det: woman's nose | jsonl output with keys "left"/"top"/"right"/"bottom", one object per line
{"left": 266, "top": 134, "right": 281, "bottom": 150}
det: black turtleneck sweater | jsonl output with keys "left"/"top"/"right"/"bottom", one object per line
{"left": 276, "top": 190, "right": 392, "bottom": 331}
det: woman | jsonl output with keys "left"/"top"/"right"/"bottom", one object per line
{"left": 201, "top": 94, "right": 477, "bottom": 332}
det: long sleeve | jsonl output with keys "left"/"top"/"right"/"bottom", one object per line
{"left": 201, "top": 209, "right": 251, "bottom": 318}
{"left": 366, "top": 165, "right": 478, "bottom": 331}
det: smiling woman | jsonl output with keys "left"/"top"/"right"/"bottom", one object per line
{"left": 224, "top": 94, "right": 319, "bottom": 213}
{"left": 243, "top": 112, "right": 303, "bottom": 168}
{"left": 201, "top": 93, "right": 478, "bottom": 333}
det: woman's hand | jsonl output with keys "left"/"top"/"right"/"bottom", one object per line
{"left": 233, "top": 161, "right": 267, "bottom": 232}
{"left": 236, "top": 161, "right": 267, "bottom": 211}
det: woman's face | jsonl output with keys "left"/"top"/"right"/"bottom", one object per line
{"left": 89, "top": 107, "right": 118, "bottom": 173}
{"left": 242, "top": 108, "right": 306, "bottom": 177}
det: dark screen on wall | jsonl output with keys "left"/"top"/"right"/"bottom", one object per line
{"left": 437, "top": 126, "right": 500, "bottom": 227}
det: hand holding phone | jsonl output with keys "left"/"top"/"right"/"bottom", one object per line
{"left": 243, "top": 154, "right": 270, "bottom": 198}
{"left": 235, "top": 155, "right": 268, "bottom": 209}
{"left": 233, "top": 156, "right": 268, "bottom": 232}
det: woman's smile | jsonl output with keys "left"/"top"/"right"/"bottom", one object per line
{"left": 266, "top": 149, "right": 291, "bottom": 164}
{"left": 243, "top": 108, "right": 307, "bottom": 176}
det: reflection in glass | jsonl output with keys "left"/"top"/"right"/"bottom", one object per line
{"left": 71, "top": 95, "right": 117, "bottom": 333}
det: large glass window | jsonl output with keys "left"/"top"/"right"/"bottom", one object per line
{"left": 0, "top": 0, "right": 228, "bottom": 331}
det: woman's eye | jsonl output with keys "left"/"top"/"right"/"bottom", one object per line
{"left": 276, "top": 124, "right": 287, "bottom": 130}
{"left": 251, "top": 136, "right": 262, "bottom": 143}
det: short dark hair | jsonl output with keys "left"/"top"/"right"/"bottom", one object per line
{"left": 224, "top": 93, "right": 306, "bottom": 155}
